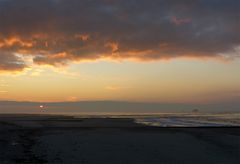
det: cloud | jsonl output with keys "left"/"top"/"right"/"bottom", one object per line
{"left": 105, "top": 85, "right": 122, "bottom": 91}
{"left": 171, "top": 16, "right": 191, "bottom": 26}
{"left": 0, "top": 52, "right": 26, "bottom": 72}
{"left": 66, "top": 96, "right": 78, "bottom": 102}
{"left": 0, "top": 0, "right": 239, "bottom": 72}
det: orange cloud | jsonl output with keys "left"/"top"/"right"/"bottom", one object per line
{"left": 105, "top": 86, "right": 121, "bottom": 91}
{"left": 33, "top": 52, "right": 69, "bottom": 66}
{"left": 105, "top": 42, "right": 119, "bottom": 53}
{"left": 0, "top": 36, "right": 33, "bottom": 48}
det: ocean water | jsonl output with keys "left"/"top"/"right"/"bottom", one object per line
{"left": 134, "top": 113, "right": 240, "bottom": 127}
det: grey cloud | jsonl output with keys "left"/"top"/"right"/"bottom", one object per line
{"left": 0, "top": 52, "right": 26, "bottom": 71}
{"left": 0, "top": 0, "right": 239, "bottom": 71}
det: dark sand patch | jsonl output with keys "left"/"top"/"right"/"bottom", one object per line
{"left": 0, "top": 115, "right": 239, "bottom": 164}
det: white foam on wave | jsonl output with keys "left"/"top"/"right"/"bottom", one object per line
{"left": 134, "top": 113, "right": 240, "bottom": 127}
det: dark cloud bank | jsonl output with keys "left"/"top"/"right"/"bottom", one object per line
{"left": 0, "top": 0, "right": 239, "bottom": 72}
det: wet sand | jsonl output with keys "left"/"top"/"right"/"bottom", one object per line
{"left": 0, "top": 114, "right": 239, "bottom": 164}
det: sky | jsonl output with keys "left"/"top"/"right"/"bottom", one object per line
{"left": 0, "top": 0, "right": 240, "bottom": 107}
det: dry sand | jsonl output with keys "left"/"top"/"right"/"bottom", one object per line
{"left": 0, "top": 114, "right": 239, "bottom": 164}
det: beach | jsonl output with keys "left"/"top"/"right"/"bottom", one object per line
{"left": 0, "top": 114, "right": 239, "bottom": 164}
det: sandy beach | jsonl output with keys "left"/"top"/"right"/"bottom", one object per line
{"left": 0, "top": 114, "right": 239, "bottom": 164}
